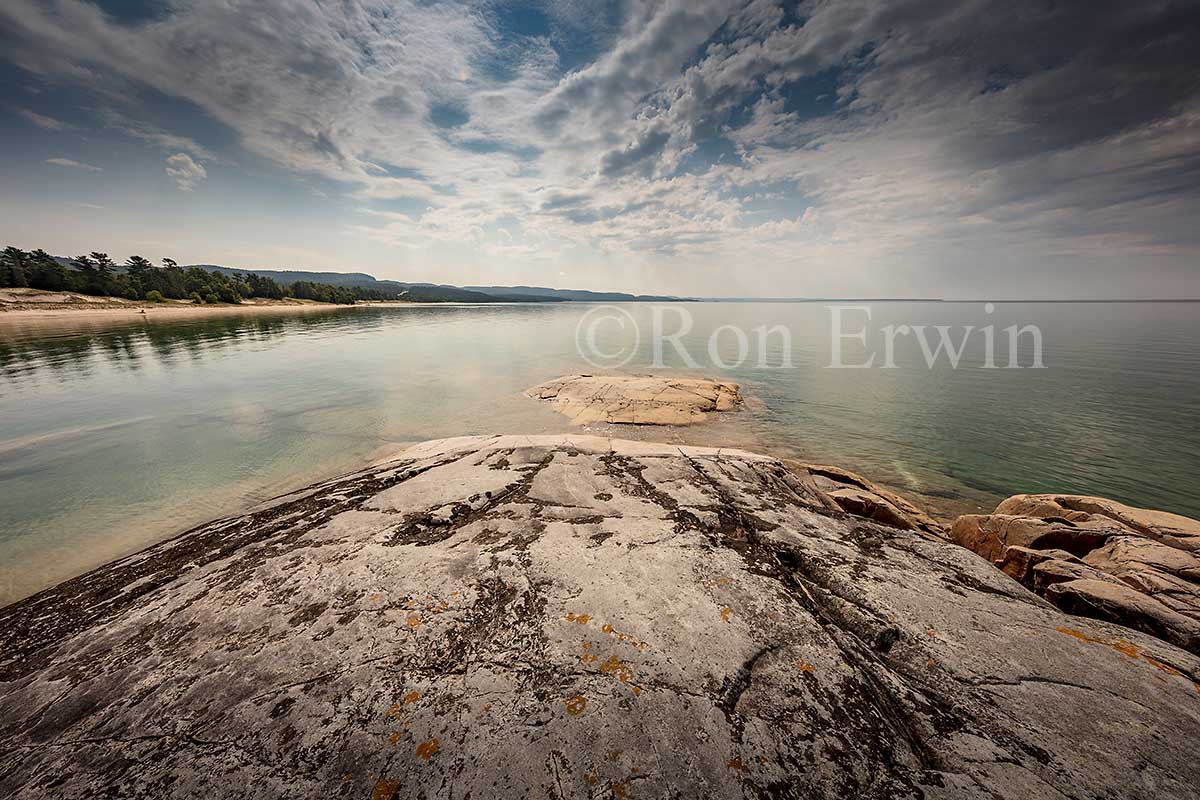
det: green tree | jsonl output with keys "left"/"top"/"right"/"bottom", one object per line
{"left": 27, "top": 250, "right": 67, "bottom": 291}
{"left": 86, "top": 252, "right": 116, "bottom": 295}
{"left": 71, "top": 254, "right": 102, "bottom": 294}
{"left": 1, "top": 246, "right": 30, "bottom": 288}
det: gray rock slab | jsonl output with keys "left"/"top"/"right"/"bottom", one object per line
{"left": 2, "top": 436, "right": 1199, "bottom": 799}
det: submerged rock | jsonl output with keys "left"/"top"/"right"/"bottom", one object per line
{"left": 525, "top": 374, "right": 740, "bottom": 425}
{"left": 2, "top": 438, "right": 1199, "bottom": 799}
{"left": 952, "top": 494, "right": 1200, "bottom": 655}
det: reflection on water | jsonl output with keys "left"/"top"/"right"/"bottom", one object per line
{"left": 1, "top": 302, "right": 1198, "bottom": 604}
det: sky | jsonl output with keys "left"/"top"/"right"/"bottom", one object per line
{"left": 0, "top": 0, "right": 1197, "bottom": 299}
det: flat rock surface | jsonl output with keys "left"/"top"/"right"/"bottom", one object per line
{"left": 526, "top": 375, "right": 741, "bottom": 425}
{"left": 2, "top": 437, "right": 1200, "bottom": 799}
{"left": 953, "top": 494, "right": 1200, "bottom": 654}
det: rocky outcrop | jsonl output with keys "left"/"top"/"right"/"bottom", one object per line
{"left": 953, "top": 494, "right": 1200, "bottom": 655}
{"left": 3, "top": 438, "right": 1199, "bottom": 799}
{"left": 526, "top": 375, "right": 740, "bottom": 425}
{"left": 784, "top": 461, "right": 948, "bottom": 540}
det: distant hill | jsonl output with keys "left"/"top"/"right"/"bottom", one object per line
{"left": 192, "top": 266, "right": 559, "bottom": 303}
{"left": 464, "top": 285, "right": 684, "bottom": 302}
{"left": 194, "top": 266, "right": 685, "bottom": 303}
{"left": 48, "top": 258, "right": 688, "bottom": 303}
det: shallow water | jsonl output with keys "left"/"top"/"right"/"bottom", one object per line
{"left": 1, "top": 301, "right": 1197, "bottom": 603}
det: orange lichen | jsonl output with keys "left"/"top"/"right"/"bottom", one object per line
{"left": 584, "top": 772, "right": 598, "bottom": 786}
{"left": 1056, "top": 627, "right": 1193, "bottom": 683}
{"left": 402, "top": 691, "right": 422, "bottom": 705}
{"left": 615, "top": 632, "right": 647, "bottom": 651}
{"left": 384, "top": 703, "right": 402, "bottom": 720}
{"left": 1057, "top": 627, "right": 1139, "bottom": 658}
{"left": 795, "top": 661, "right": 814, "bottom": 673}
{"left": 372, "top": 778, "right": 399, "bottom": 800}
{"left": 369, "top": 594, "right": 382, "bottom": 601}
{"left": 601, "top": 623, "right": 614, "bottom": 634}
{"left": 720, "top": 607, "right": 732, "bottom": 622}
{"left": 406, "top": 614, "right": 421, "bottom": 629}
{"left": 727, "top": 758, "right": 747, "bottom": 772}
{"left": 1142, "top": 654, "right": 1183, "bottom": 677}
{"left": 612, "top": 781, "right": 628, "bottom": 798}
{"left": 599, "top": 655, "right": 634, "bottom": 684}
{"left": 576, "top": 614, "right": 592, "bottom": 624}
{"left": 415, "top": 738, "right": 440, "bottom": 760}
{"left": 389, "top": 731, "right": 403, "bottom": 745}
{"left": 564, "top": 695, "right": 588, "bottom": 716}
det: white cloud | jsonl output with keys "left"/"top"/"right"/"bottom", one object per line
{"left": 104, "top": 115, "right": 217, "bottom": 161}
{"left": 46, "top": 157, "right": 102, "bottom": 172}
{"left": 17, "top": 108, "right": 66, "bottom": 130}
{"left": 1, "top": 0, "right": 1198, "bottom": 295}
{"left": 165, "top": 152, "right": 206, "bottom": 191}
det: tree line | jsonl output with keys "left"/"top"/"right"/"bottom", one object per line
{"left": 0, "top": 246, "right": 402, "bottom": 306}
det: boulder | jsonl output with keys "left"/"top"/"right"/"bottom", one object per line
{"left": 950, "top": 514, "right": 1118, "bottom": 562}
{"left": 525, "top": 375, "right": 741, "bottom": 425}
{"left": 1030, "top": 558, "right": 1124, "bottom": 593}
{"left": 995, "top": 495, "right": 1200, "bottom": 551}
{"left": 1045, "top": 580, "right": 1200, "bottom": 654}
{"left": 2, "top": 436, "right": 1200, "bottom": 799}
{"left": 1083, "top": 537, "right": 1200, "bottom": 621}
{"left": 785, "top": 461, "right": 948, "bottom": 540}
{"left": 994, "top": 546, "right": 1079, "bottom": 585}
{"left": 952, "top": 495, "right": 1200, "bottom": 655}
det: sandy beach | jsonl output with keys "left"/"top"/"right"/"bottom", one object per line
{"left": 0, "top": 287, "right": 407, "bottom": 325}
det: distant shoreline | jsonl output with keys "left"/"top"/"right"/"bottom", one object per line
{"left": 0, "top": 297, "right": 359, "bottom": 323}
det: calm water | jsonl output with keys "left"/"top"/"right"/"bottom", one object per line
{"left": 2, "top": 302, "right": 1197, "bottom": 604}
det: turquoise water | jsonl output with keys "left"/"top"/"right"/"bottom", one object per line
{"left": 1, "top": 301, "right": 1197, "bottom": 603}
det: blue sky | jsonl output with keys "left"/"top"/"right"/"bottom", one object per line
{"left": 0, "top": 0, "right": 1197, "bottom": 298}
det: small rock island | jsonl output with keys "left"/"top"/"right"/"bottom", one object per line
{"left": 526, "top": 374, "right": 741, "bottom": 425}
{"left": 3, "top": 427, "right": 1200, "bottom": 798}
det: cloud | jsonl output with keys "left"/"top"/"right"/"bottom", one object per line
{"left": 46, "top": 157, "right": 101, "bottom": 172}
{"left": 1, "top": 0, "right": 1198, "bottom": 295}
{"left": 165, "top": 152, "right": 206, "bottom": 190}
{"left": 17, "top": 108, "right": 66, "bottom": 129}
{"left": 104, "top": 116, "right": 217, "bottom": 161}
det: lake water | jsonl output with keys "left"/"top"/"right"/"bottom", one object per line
{"left": 2, "top": 301, "right": 1197, "bottom": 604}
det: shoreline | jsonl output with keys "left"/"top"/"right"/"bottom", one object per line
{"left": 0, "top": 298, "right": 581, "bottom": 324}
{"left": 0, "top": 299, "right": 366, "bottom": 323}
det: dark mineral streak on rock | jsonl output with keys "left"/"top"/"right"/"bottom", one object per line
{"left": 2, "top": 436, "right": 1199, "bottom": 799}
